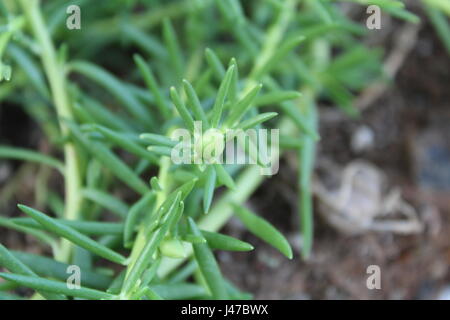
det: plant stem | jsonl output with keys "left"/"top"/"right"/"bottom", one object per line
{"left": 20, "top": 0, "right": 82, "bottom": 263}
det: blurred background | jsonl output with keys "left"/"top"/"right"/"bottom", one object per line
{"left": 218, "top": 1, "right": 450, "bottom": 299}
{"left": 0, "top": 0, "right": 449, "bottom": 299}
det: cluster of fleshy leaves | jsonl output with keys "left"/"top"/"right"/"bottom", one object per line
{"left": 0, "top": 0, "right": 424, "bottom": 300}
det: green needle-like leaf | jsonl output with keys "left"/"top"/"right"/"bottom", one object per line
{"left": 69, "top": 60, "right": 156, "bottom": 129}
{"left": 17, "top": 205, "right": 128, "bottom": 265}
{"left": 0, "top": 244, "right": 65, "bottom": 300}
{"left": 143, "top": 287, "right": 164, "bottom": 300}
{"left": 89, "top": 125, "right": 158, "bottom": 164}
{"left": 176, "top": 178, "right": 198, "bottom": 200}
{"left": 8, "top": 44, "right": 50, "bottom": 99}
{"left": 81, "top": 188, "right": 129, "bottom": 218}
{"left": 170, "top": 86, "right": 195, "bottom": 132}
{"left": 201, "top": 230, "right": 254, "bottom": 252}
{"left": 150, "top": 283, "right": 206, "bottom": 300}
{"left": 424, "top": 3, "right": 450, "bottom": 54}
{"left": 0, "top": 273, "right": 114, "bottom": 300}
{"left": 188, "top": 218, "right": 228, "bottom": 299}
{"left": 0, "top": 146, "right": 64, "bottom": 174}
{"left": 235, "top": 112, "right": 278, "bottom": 130}
{"left": 183, "top": 79, "right": 210, "bottom": 127}
{"left": 205, "top": 48, "right": 225, "bottom": 80}
{"left": 232, "top": 204, "right": 293, "bottom": 259}
{"left": 11, "top": 217, "right": 123, "bottom": 236}
{"left": 66, "top": 121, "right": 150, "bottom": 195}
{"left": 140, "top": 133, "right": 177, "bottom": 148}
{"left": 122, "top": 24, "right": 166, "bottom": 58}
{"left": 147, "top": 146, "right": 173, "bottom": 157}
{"left": 150, "top": 177, "right": 163, "bottom": 191}
{"left": 225, "top": 83, "right": 262, "bottom": 128}
{"left": 11, "top": 251, "right": 112, "bottom": 290}
{"left": 227, "top": 58, "right": 239, "bottom": 103}
{"left": 162, "top": 18, "right": 184, "bottom": 80}
{"left": 203, "top": 166, "right": 217, "bottom": 214}
{"left": 210, "top": 64, "right": 235, "bottom": 127}
{"left": 134, "top": 54, "right": 171, "bottom": 118}
{"left": 0, "top": 216, "right": 56, "bottom": 248}
{"left": 255, "top": 90, "right": 302, "bottom": 107}
{"left": 77, "top": 94, "right": 134, "bottom": 132}
{"left": 213, "top": 164, "right": 236, "bottom": 190}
